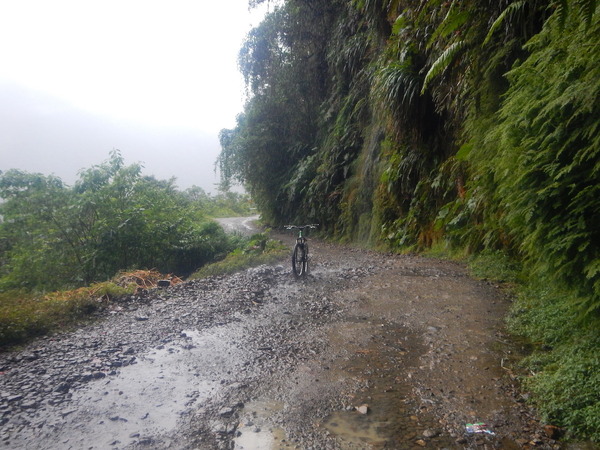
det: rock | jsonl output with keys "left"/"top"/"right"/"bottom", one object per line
{"left": 356, "top": 404, "right": 369, "bottom": 414}
{"left": 423, "top": 429, "right": 440, "bottom": 438}
{"left": 54, "top": 383, "right": 71, "bottom": 393}
{"left": 219, "top": 407, "right": 234, "bottom": 417}
{"left": 61, "top": 409, "right": 77, "bottom": 418}
{"left": 544, "top": 425, "right": 562, "bottom": 439}
{"left": 211, "top": 421, "right": 228, "bottom": 434}
{"left": 416, "top": 439, "right": 427, "bottom": 446}
{"left": 109, "top": 416, "right": 127, "bottom": 422}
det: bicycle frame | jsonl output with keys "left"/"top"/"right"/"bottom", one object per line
{"left": 284, "top": 224, "right": 318, "bottom": 277}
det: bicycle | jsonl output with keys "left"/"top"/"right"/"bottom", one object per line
{"left": 284, "top": 224, "right": 318, "bottom": 278}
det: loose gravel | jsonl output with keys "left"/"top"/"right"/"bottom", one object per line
{"left": 0, "top": 234, "right": 570, "bottom": 449}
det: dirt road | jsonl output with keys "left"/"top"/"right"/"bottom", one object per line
{"left": 215, "top": 216, "right": 261, "bottom": 236}
{"left": 0, "top": 222, "right": 561, "bottom": 449}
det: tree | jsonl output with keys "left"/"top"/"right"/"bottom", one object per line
{"left": 0, "top": 152, "right": 233, "bottom": 290}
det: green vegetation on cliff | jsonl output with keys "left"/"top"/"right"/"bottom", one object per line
{"left": 220, "top": 0, "right": 599, "bottom": 440}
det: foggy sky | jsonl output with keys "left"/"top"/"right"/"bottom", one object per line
{"left": 0, "top": 1, "right": 268, "bottom": 193}
{"left": 0, "top": 82, "right": 222, "bottom": 191}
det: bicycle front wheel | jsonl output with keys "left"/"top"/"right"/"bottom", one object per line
{"left": 292, "top": 243, "right": 306, "bottom": 277}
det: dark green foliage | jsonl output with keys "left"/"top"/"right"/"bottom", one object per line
{"left": 466, "top": 3, "right": 600, "bottom": 313}
{"left": 189, "top": 232, "right": 287, "bottom": 279}
{"left": 0, "top": 152, "right": 235, "bottom": 291}
{"left": 508, "top": 280, "right": 600, "bottom": 440}
{"left": 219, "top": 1, "right": 342, "bottom": 224}
{"left": 218, "top": 0, "right": 599, "bottom": 439}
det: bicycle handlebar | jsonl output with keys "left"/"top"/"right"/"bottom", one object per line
{"left": 284, "top": 224, "right": 319, "bottom": 230}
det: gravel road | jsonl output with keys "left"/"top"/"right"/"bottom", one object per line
{"left": 0, "top": 220, "right": 570, "bottom": 449}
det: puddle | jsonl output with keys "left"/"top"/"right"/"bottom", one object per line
{"left": 324, "top": 410, "right": 389, "bottom": 447}
{"left": 320, "top": 321, "right": 458, "bottom": 448}
{"left": 234, "top": 400, "right": 290, "bottom": 449}
{"left": 8, "top": 327, "right": 246, "bottom": 449}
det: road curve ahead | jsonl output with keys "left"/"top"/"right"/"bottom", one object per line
{"left": 215, "top": 215, "right": 261, "bottom": 236}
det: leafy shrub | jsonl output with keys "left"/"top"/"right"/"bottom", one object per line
{"left": 464, "top": 5, "right": 600, "bottom": 315}
{"left": 189, "top": 233, "right": 286, "bottom": 279}
{"left": 0, "top": 152, "right": 235, "bottom": 290}
{"left": 508, "top": 281, "right": 600, "bottom": 441}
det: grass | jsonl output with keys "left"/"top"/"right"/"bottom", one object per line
{"left": 189, "top": 233, "right": 287, "bottom": 279}
{"left": 0, "top": 270, "right": 179, "bottom": 349}
{"left": 465, "top": 249, "right": 600, "bottom": 441}
{"left": 423, "top": 241, "right": 521, "bottom": 284}
{"left": 0, "top": 283, "right": 129, "bottom": 348}
{"left": 507, "top": 280, "right": 600, "bottom": 441}
{"left": 444, "top": 245, "right": 599, "bottom": 442}
{"left": 0, "top": 231, "right": 285, "bottom": 350}
{"left": 467, "top": 249, "right": 521, "bottom": 284}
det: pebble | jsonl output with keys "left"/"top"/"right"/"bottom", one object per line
{"left": 0, "top": 252, "right": 554, "bottom": 449}
{"left": 219, "top": 407, "right": 234, "bottom": 417}
{"left": 423, "top": 429, "right": 439, "bottom": 438}
{"left": 356, "top": 404, "right": 369, "bottom": 414}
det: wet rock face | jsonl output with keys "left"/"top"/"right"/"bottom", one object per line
{"left": 0, "top": 237, "right": 559, "bottom": 449}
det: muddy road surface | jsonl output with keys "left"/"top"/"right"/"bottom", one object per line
{"left": 1, "top": 225, "right": 566, "bottom": 449}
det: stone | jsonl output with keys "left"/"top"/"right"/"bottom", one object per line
{"left": 211, "top": 422, "right": 227, "bottom": 434}
{"left": 423, "top": 429, "right": 439, "bottom": 438}
{"left": 544, "top": 425, "right": 562, "bottom": 439}
{"left": 356, "top": 404, "right": 369, "bottom": 415}
{"left": 54, "top": 383, "right": 71, "bottom": 393}
{"left": 219, "top": 407, "right": 234, "bottom": 417}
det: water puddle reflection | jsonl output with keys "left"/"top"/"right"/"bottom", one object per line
{"left": 324, "top": 410, "right": 389, "bottom": 447}
{"left": 234, "top": 400, "right": 290, "bottom": 449}
{"left": 12, "top": 327, "right": 244, "bottom": 449}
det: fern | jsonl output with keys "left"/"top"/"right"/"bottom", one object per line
{"left": 554, "top": 0, "right": 570, "bottom": 30}
{"left": 427, "top": 2, "right": 470, "bottom": 49}
{"left": 553, "top": 0, "right": 597, "bottom": 30}
{"left": 392, "top": 13, "right": 409, "bottom": 35}
{"left": 421, "top": 40, "right": 466, "bottom": 93}
{"left": 575, "top": 0, "right": 597, "bottom": 28}
{"left": 482, "top": 0, "right": 527, "bottom": 47}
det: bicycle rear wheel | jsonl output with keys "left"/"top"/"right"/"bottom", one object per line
{"left": 292, "top": 243, "right": 306, "bottom": 277}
